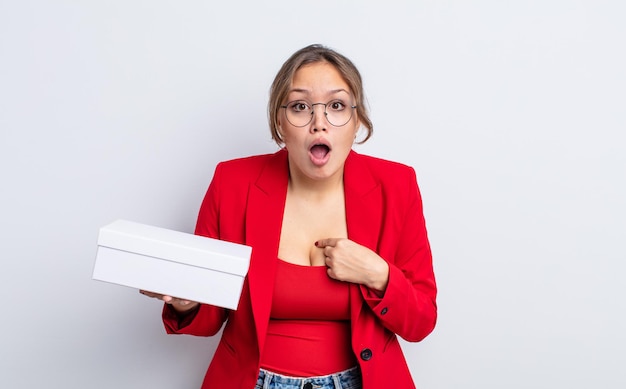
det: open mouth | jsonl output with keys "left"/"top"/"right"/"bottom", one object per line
{"left": 310, "top": 144, "right": 330, "bottom": 159}
{"left": 308, "top": 142, "right": 331, "bottom": 166}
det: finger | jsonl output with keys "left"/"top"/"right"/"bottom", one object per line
{"left": 167, "top": 296, "right": 194, "bottom": 306}
{"left": 139, "top": 291, "right": 191, "bottom": 307}
{"left": 326, "top": 266, "right": 340, "bottom": 281}
{"left": 140, "top": 290, "right": 162, "bottom": 299}
{"left": 315, "top": 238, "right": 339, "bottom": 248}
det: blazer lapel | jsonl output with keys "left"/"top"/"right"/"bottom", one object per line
{"left": 245, "top": 149, "right": 289, "bottom": 353}
{"left": 344, "top": 151, "right": 383, "bottom": 249}
{"left": 343, "top": 151, "right": 383, "bottom": 329}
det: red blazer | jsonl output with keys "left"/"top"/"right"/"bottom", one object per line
{"left": 163, "top": 149, "right": 437, "bottom": 389}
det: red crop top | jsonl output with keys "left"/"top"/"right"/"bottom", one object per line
{"left": 259, "top": 259, "right": 357, "bottom": 376}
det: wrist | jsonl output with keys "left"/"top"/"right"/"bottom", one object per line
{"left": 367, "top": 261, "right": 389, "bottom": 295}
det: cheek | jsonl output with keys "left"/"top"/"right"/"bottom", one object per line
{"left": 280, "top": 130, "right": 300, "bottom": 149}
{"left": 352, "top": 121, "right": 361, "bottom": 138}
{"left": 336, "top": 134, "right": 356, "bottom": 153}
{"left": 345, "top": 125, "right": 359, "bottom": 144}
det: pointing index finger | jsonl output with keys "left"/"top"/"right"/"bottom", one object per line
{"left": 315, "top": 238, "right": 338, "bottom": 248}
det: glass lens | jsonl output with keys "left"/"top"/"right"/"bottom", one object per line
{"left": 285, "top": 101, "right": 313, "bottom": 127}
{"left": 325, "top": 99, "right": 352, "bottom": 127}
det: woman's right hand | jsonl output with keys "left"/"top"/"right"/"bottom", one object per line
{"left": 139, "top": 290, "right": 200, "bottom": 313}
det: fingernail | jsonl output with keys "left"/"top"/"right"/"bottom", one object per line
{"left": 314, "top": 241, "right": 319, "bottom": 247}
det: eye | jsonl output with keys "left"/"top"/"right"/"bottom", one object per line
{"left": 289, "top": 101, "right": 310, "bottom": 113}
{"left": 328, "top": 100, "right": 346, "bottom": 111}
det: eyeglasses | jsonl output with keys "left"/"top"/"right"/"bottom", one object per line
{"left": 280, "top": 100, "right": 357, "bottom": 127}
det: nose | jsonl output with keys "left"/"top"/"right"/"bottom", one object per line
{"left": 310, "top": 103, "right": 327, "bottom": 132}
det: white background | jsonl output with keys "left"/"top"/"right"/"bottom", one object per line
{"left": 1, "top": 1, "right": 624, "bottom": 388}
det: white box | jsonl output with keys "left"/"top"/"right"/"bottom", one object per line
{"left": 93, "top": 220, "right": 252, "bottom": 310}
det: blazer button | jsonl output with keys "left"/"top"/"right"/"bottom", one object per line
{"left": 381, "top": 307, "right": 388, "bottom": 315}
{"left": 360, "top": 348, "right": 373, "bottom": 361}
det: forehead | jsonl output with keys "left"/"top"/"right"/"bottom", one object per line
{"left": 289, "top": 62, "right": 351, "bottom": 97}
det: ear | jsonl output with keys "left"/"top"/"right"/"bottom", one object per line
{"left": 277, "top": 128, "right": 288, "bottom": 146}
{"left": 353, "top": 119, "right": 361, "bottom": 140}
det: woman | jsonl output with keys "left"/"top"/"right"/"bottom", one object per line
{"left": 142, "top": 44, "right": 437, "bottom": 389}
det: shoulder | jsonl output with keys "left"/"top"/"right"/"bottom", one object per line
{"left": 347, "top": 151, "right": 417, "bottom": 185}
{"left": 349, "top": 151, "right": 413, "bottom": 171}
{"left": 213, "top": 150, "right": 286, "bottom": 181}
{"left": 216, "top": 152, "right": 276, "bottom": 171}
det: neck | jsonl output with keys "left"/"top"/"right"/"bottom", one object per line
{"left": 287, "top": 165, "right": 345, "bottom": 199}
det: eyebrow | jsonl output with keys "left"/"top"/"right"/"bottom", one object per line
{"left": 288, "top": 88, "right": 350, "bottom": 96}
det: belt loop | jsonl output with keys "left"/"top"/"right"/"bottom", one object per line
{"left": 332, "top": 374, "right": 342, "bottom": 388}
{"left": 262, "top": 369, "right": 273, "bottom": 389}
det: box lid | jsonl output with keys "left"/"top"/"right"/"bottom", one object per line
{"left": 97, "top": 220, "right": 251, "bottom": 276}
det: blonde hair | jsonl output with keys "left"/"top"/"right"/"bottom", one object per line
{"left": 268, "top": 44, "right": 373, "bottom": 145}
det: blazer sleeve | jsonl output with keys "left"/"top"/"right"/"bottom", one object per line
{"left": 162, "top": 163, "right": 229, "bottom": 336}
{"left": 361, "top": 167, "right": 437, "bottom": 342}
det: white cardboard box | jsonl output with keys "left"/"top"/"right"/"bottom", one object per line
{"left": 93, "top": 220, "right": 252, "bottom": 310}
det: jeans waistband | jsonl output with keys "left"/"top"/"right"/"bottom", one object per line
{"left": 256, "top": 366, "right": 361, "bottom": 389}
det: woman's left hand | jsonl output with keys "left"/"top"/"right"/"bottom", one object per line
{"left": 315, "top": 238, "right": 389, "bottom": 294}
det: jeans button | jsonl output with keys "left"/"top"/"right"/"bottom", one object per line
{"left": 303, "top": 383, "right": 313, "bottom": 389}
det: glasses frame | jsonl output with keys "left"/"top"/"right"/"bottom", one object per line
{"left": 280, "top": 100, "right": 358, "bottom": 128}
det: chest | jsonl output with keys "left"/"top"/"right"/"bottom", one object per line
{"left": 277, "top": 191, "right": 348, "bottom": 266}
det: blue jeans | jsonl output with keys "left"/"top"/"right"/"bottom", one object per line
{"left": 254, "top": 367, "right": 362, "bottom": 389}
